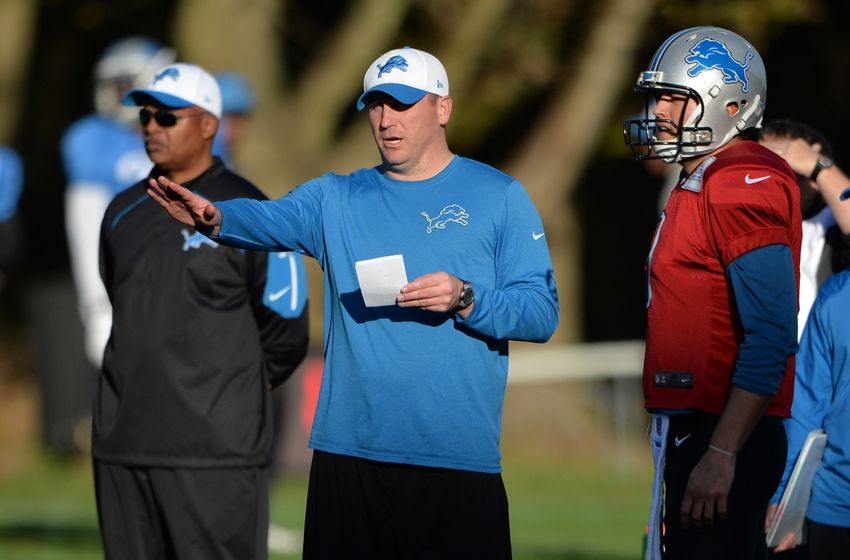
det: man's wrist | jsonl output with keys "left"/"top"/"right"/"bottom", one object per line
{"left": 707, "top": 443, "right": 737, "bottom": 458}
{"left": 810, "top": 154, "right": 834, "bottom": 182}
{"left": 456, "top": 279, "right": 474, "bottom": 311}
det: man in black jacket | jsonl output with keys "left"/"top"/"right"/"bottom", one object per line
{"left": 95, "top": 62, "right": 309, "bottom": 560}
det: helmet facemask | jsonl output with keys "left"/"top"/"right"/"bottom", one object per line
{"left": 624, "top": 81, "right": 713, "bottom": 163}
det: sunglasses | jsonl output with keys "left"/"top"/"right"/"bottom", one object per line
{"left": 139, "top": 108, "right": 204, "bottom": 128}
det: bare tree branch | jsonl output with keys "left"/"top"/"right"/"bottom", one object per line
{"left": 173, "top": 0, "right": 288, "bottom": 190}
{"left": 506, "top": 0, "right": 657, "bottom": 342}
{"left": 290, "top": 0, "right": 413, "bottom": 154}
{"left": 438, "top": 0, "right": 513, "bottom": 102}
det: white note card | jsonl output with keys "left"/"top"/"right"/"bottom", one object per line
{"left": 355, "top": 254, "right": 408, "bottom": 307}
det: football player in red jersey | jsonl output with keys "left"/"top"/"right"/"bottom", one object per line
{"left": 625, "top": 27, "right": 802, "bottom": 560}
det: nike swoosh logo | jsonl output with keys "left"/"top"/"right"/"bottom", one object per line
{"left": 269, "top": 286, "right": 291, "bottom": 302}
{"left": 744, "top": 174, "right": 771, "bottom": 184}
{"left": 532, "top": 232, "right": 545, "bottom": 240}
{"left": 674, "top": 433, "right": 691, "bottom": 447}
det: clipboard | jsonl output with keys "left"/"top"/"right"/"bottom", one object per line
{"left": 765, "top": 429, "right": 827, "bottom": 548}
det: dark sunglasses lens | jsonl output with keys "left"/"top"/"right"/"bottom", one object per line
{"left": 139, "top": 109, "right": 178, "bottom": 127}
{"left": 154, "top": 111, "right": 177, "bottom": 127}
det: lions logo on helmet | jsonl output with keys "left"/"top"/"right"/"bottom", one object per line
{"left": 685, "top": 38, "right": 753, "bottom": 93}
{"left": 623, "top": 26, "right": 766, "bottom": 163}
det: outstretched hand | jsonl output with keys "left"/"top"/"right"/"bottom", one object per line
{"left": 146, "top": 175, "right": 222, "bottom": 234}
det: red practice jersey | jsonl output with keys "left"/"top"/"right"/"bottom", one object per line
{"left": 643, "top": 140, "right": 802, "bottom": 416}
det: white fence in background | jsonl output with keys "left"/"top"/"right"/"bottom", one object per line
{"left": 508, "top": 339, "right": 645, "bottom": 383}
{"left": 507, "top": 340, "right": 648, "bottom": 472}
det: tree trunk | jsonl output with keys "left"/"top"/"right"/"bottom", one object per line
{"left": 507, "top": 0, "right": 656, "bottom": 343}
{"left": 0, "top": 0, "right": 37, "bottom": 143}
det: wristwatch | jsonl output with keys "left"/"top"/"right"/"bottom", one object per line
{"left": 810, "top": 154, "right": 834, "bottom": 182}
{"left": 456, "top": 279, "right": 475, "bottom": 311}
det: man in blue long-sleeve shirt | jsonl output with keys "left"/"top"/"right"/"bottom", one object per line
{"left": 147, "top": 47, "right": 559, "bottom": 559}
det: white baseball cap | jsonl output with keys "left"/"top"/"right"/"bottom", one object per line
{"left": 122, "top": 63, "right": 222, "bottom": 119}
{"left": 356, "top": 47, "right": 449, "bottom": 111}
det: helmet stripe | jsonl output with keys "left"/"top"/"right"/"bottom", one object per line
{"left": 649, "top": 26, "right": 699, "bottom": 71}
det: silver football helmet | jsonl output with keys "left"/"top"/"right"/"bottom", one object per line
{"left": 94, "top": 37, "right": 176, "bottom": 123}
{"left": 624, "top": 26, "right": 766, "bottom": 163}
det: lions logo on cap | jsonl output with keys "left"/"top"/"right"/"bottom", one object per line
{"left": 152, "top": 67, "right": 180, "bottom": 85}
{"left": 376, "top": 55, "right": 408, "bottom": 78}
{"left": 684, "top": 38, "right": 753, "bottom": 93}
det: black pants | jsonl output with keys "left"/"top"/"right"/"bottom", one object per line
{"left": 806, "top": 519, "right": 850, "bottom": 559}
{"left": 303, "top": 450, "right": 512, "bottom": 559}
{"left": 94, "top": 461, "right": 270, "bottom": 560}
{"left": 662, "top": 413, "right": 786, "bottom": 560}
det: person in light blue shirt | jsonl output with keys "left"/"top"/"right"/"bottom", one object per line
{"left": 147, "top": 46, "right": 559, "bottom": 559}
{"left": 768, "top": 262, "right": 850, "bottom": 558}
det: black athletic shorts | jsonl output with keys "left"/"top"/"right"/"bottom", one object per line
{"left": 303, "top": 450, "right": 512, "bottom": 559}
{"left": 662, "top": 412, "right": 786, "bottom": 560}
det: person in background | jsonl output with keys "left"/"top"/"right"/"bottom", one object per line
{"left": 62, "top": 36, "right": 176, "bottom": 369}
{"left": 147, "top": 46, "right": 559, "bottom": 559}
{"left": 214, "top": 71, "right": 256, "bottom": 166}
{"left": 0, "top": 146, "right": 23, "bottom": 390}
{"left": 0, "top": 146, "right": 24, "bottom": 291}
{"left": 95, "top": 62, "right": 308, "bottom": 559}
{"left": 625, "top": 26, "right": 802, "bottom": 559}
{"left": 753, "top": 119, "right": 850, "bottom": 336}
{"left": 753, "top": 121, "right": 850, "bottom": 559}
{"left": 766, "top": 243, "right": 850, "bottom": 558}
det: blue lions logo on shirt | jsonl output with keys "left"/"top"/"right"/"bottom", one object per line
{"left": 421, "top": 204, "right": 469, "bottom": 234}
{"left": 376, "top": 55, "right": 408, "bottom": 78}
{"left": 152, "top": 67, "right": 180, "bottom": 85}
{"left": 684, "top": 38, "right": 753, "bottom": 93}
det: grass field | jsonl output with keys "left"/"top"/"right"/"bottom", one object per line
{"left": 0, "top": 375, "right": 653, "bottom": 559}
{"left": 0, "top": 455, "right": 651, "bottom": 560}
